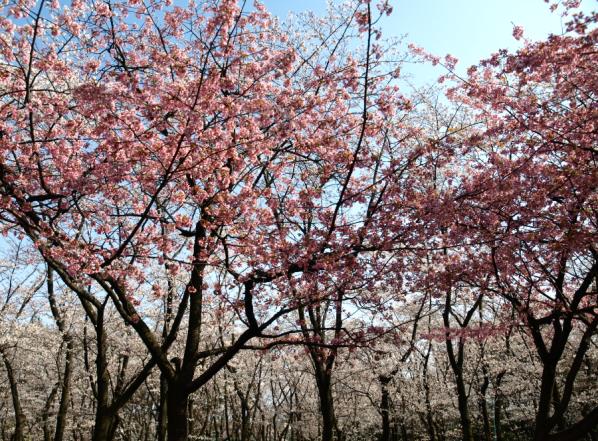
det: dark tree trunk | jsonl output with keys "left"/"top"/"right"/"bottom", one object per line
{"left": 454, "top": 371, "right": 473, "bottom": 441}
{"left": 443, "top": 288, "right": 480, "bottom": 441}
{"left": 533, "top": 360, "right": 558, "bottom": 441}
{"left": 42, "top": 383, "right": 59, "bottom": 441}
{"left": 423, "top": 343, "right": 436, "bottom": 441}
{"left": 379, "top": 377, "right": 391, "bottom": 441}
{"left": 494, "top": 371, "right": 505, "bottom": 441}
{"left": 167, "top": 386, "right": 189, "bottom": 441}
{"left": 1, "top": 350, "right": 26, "bottom": 441}
{"left": 188, "top": 396, "right": 195, "bottom": 438}
{"left": 54, "top": 337, "right": 74, "bottom": 441}
{"left": 158, "top": 374, "right": 168, "bottom": 441}
{"left": 240, "top": 397, "right": 250, "bottom": 441}
{"left": 479, "top": 376, "right": 492, "bottom": 441}
{"left": 298, "top": 299, "right": 342, "bottom": 441}
{"left": 494, "top": 395, "right": 503, "bottom": 441}
{"left": 316, "top": 372, "right": 336, "bottom": 441}
{"left": 47, "top": 266, "right": 74, "bottom": 441}
{"left": 92, "top": 409, "right": 118, "bottom": 441}
{"left": 92, "top": 302, "right": 120, "bottom": 441}
{"left": 400, "top": 424, "right": 408, "bottom": 441}
{"left": 444, "top": 339, "right": 473, "bottom": 440}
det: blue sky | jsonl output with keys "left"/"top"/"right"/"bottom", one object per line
{"left": 261, "top": 0, "right": 587, "bottom": 84}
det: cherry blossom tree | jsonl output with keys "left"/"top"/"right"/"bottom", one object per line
{"left": 0, "top": 0, "right": 430, "bottom": 439}
{"left": 444, "top": 4, "right": 598, "bottom": 440}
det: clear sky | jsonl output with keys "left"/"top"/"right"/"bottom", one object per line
{"left": 261, "top": 0, "right": 587, "bottom": 85}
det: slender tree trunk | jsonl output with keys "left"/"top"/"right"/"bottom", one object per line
{"left": 479, "top": 376, "right": 492, "bottom": 441}
{"left": 494, "top": 371, "right": 505, "bottom": 441}
{"left": 443, "top": 288, "right": 477, "bottom": 441}
{"left": 454, "top": 371, "right": 473, "bottom": 441}
{"left": 379, "top": 377, "right": 391, "bottom": 441}
{"left": 493, "top": 396, "right": 503, "bottom": 441}
{"left": 158, "top": 374, "right": 168, "bottom": 441}
{"left": 165, "top": 226, "right": 206, "bottom": 441}
{"left": 423, "top": 343, "right": 436, "bottom": 441}
{"left": 47, "top": 265, "right": 74, "bottom": 441}
{"left": 91, "top": 300, "right": 121, "bottom": 441}
{"left": 240, "top": 397, "right": 250, "bottom": 441}
{"left": 1, "top": 350, "right": 26, "bottom": 441}
{"left": 444, "top": 340, "right": 473, "bottom": 440}
{"left": 188, "top": 396, "right": 195, "bottom": 438}
{"left": 533, "top": 360, "right": 558, "bottom": 441}
{"left": 42, "top": 383, "right": 59, "bottom": 441}
{"left": 298, "top": 298, "right": 342, "bottom": 441}
{"left": 54, "top": 338, "right": 74, "bottom": 441}
{"left": 400, "top": 424, "right": 408, "bottom": 441}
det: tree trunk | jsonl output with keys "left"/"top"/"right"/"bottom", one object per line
{"left": 494, "top": 371, "right": 505, "bottom": 441}
{"left": 316, "top": 372, "right": 336, "bottom": 441}
{"left": 400, "top": 424, "right": 408, "bottom": 441}
{"left": 47, "top": 265, "right": 74, "bottom": 441}
{"left": 533, "top": 360, "right": 558, "bottom": 441}
{"left": 42, "top": 383, "right": 59, "bottom": 441}
{"left": 380, "top": 378, "right": 391, "bottom": 441}
{"left": 93, "top": 303, "right": 119, "bottom": 441}
{"left": 167, "top": 386, "right": 189, "bottom": 441}
{"left": 299, "top": 301, "right": 341, "bottom": 441}
{"left": 479, "top": 376, "right": 492, "bottom": 441}
{"left": 158, "top": 374, "right": 168, "bottom": 441}
{"left": 1, "top": 351, "right": 26, "bottom": 441}
{"left": 240, "top": 397, "right": 250, "bottom": 441}
{"left": 423, "top": 343, "right": 436, "bottom": 441}
{"left": 55, "top": 338, "right": 74, "bottom": 441}
{"left": 455, "top": 372, "right": 473, "bottom": 441}
{"left": 493, "top": 394, "right": 503, "bottom": 441}
{"left": 443, "top": 288, "right": 476, "bottom": 441}
{"left": 188, "top": 396, "right": 195, "bottom": 438}
{"left": 92, "top": 409, "right": 118, "bottom": 441}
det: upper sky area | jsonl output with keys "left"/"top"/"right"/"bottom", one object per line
{"left": 261, "top": 0, "right": 589, "bottom": 84}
